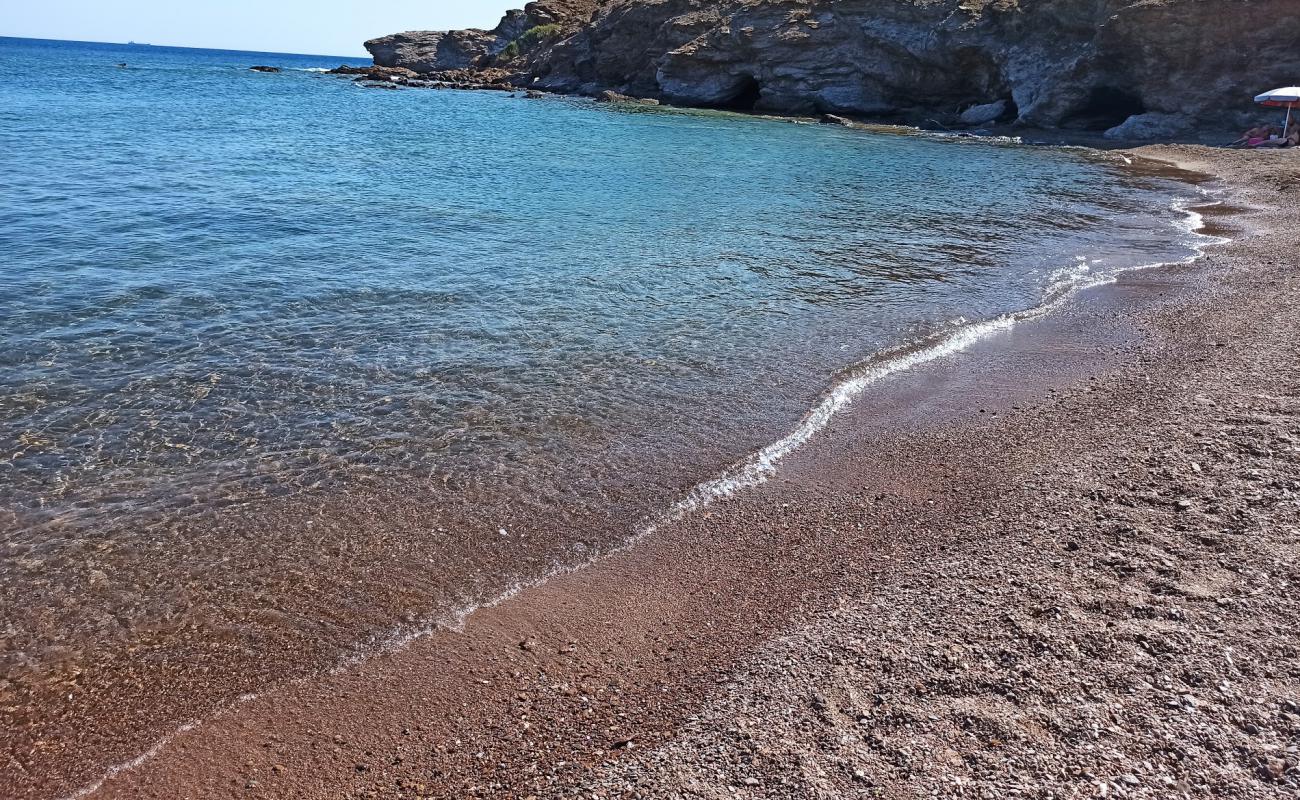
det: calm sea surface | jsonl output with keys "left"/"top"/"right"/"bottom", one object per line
{"left": 0, "top": 36, "right": 1200, "bottom": 794}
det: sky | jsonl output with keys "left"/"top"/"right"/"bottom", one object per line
{"left": 0, "top": 0, "right": 514, "bottom": 57}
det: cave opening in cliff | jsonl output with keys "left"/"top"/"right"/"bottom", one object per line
{"left": 1003, "top": 96, "right": 1020, "bottom": 122}
{"left": 1065, "top": 86, "right": 1147, "bottom": 131}
{"left": 721, "top": 75, "right": 763, "bottom": 111}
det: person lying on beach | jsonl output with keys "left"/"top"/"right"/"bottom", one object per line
{"left": 1237, "top": 124, "right": 1273, "bottom": 142}
{"left": 1251, "top": 121, "right": 1300, "bottom": 148}
{"left": 1233, "top": 124, "right": 1280, "bottom": 147}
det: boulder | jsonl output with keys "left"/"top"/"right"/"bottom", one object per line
{"left": 959, "top": 100, "right": 1007, "bottom": 127}
{"left": 1103, "top": 112, "right": 1194, "bottom": 141}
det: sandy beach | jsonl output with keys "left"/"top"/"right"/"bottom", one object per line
{"left": 37, "top": 144, "right": 1300, "bottom": 800}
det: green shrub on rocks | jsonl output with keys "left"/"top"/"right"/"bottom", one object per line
{"left": 518, "top": 24, "right": 562, "bottom": 49}
{"left": 499, "top": 24, "right": 562, "bottom": 63}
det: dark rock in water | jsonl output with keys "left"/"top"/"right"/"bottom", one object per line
{"left": 329, "top": 65, "right": 419, "bottom": 80}
{"left": 819, "top": 114, "right": 853, "bottom": 126}
{"left": 250, "top": 66, "right": 281, "bottom": 73}
{"left": 525, "top": 89, "right": 546, "bottom": 99}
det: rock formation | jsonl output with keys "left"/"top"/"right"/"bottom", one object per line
{"left": 365, "top": 0, "right": 598, "bottom": 74}
{"left": 363, "top": 0, "right": 1300, "bottom": 138}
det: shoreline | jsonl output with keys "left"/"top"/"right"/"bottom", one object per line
{"left": 47, "top": 145, "right": 1300, "bottom": 799}
{"left": 28, "top": 145, "right": 1211, "bottom": 798}
{"left": 330, "top": 70, "right": 1238, "bottom": 149}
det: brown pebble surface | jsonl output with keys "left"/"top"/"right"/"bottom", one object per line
{"left": 52, "top": 145, "right": 1300, "bottom": 799}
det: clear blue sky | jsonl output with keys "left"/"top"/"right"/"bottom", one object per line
{"left": 0, "top": 1, "right": 514, "bottom": 57}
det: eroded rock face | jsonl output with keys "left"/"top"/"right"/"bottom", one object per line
{"left": 538, "top": 0, "right": 1300, "bottom": 134}
{"left": 366, "top": 0, "right": 1300, "bottom": 137}
{"left": 365, "top": 28, "right": 503, "bottom": 73}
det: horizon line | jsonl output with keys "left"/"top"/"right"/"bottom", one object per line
{"left": 0, "top": 33, "right": 371, "bottom": 60}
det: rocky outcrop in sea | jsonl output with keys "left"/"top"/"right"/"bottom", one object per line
{"left": 362, "top": 0, "right": 1300, "bottom": 138}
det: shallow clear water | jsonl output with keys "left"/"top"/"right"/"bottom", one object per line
{"left": 0, "top": 36, "right": 1199, "bottom": 789}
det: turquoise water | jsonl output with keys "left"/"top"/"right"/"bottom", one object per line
{"left": 0, "top": 37, "right": 1200, "bottom": 794}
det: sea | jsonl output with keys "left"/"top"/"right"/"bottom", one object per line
{"left": 0, "top": 36, "right": 1207, "bottom": 796}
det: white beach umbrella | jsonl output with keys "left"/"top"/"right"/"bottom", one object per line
{"left": 1254, "top": 86, "right": 1300, "bottom": 131}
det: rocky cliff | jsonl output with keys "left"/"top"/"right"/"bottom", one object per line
{"left": 365, "top": 0, "right": 599, "bottom": 74}
{"left": 366, "top": 0, "right": 1300, "bottom": 138}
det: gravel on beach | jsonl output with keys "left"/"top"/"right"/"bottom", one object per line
{"left": 565, "top": 147, "right": 1300, "bottom": 800}
{"left": 73, "top": 146, "right": 1300, "bottom": 800}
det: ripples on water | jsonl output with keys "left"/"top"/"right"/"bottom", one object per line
{"left": 0, "top": 36, "right": 1198, "bottom": 791}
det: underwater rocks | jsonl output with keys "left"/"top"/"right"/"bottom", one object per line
{"left": 594, "top": 90, "right": 660, "bottom": 105}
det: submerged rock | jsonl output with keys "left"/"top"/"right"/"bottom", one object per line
{"left": 250, "top": 65, "right": 281, "bottom": 73}
{"left": 595, "top": 90, "right": 659, "bottom": 105}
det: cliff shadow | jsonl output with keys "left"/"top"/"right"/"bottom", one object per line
{"left": 720, "top": 75, "right": 763, "bottom": 111}
{"left": 1063, "top": 86, "right": 1147, "bottom": 131}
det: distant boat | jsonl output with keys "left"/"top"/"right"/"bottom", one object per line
{"left": 126, "top": 41, "right": 153, "bottom": 46}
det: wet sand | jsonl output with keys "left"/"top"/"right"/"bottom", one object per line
{"left": 41, "top": 145, "right": 1300, "bottom": 799}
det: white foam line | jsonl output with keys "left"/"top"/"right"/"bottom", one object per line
{"left": 57, "top": 723, "right": 195, "bottom": 800}
{"left": 56, "top": 188, "right": 1227, "bottom": 800}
